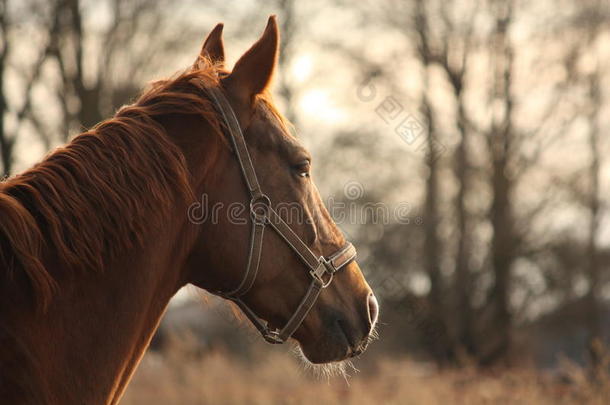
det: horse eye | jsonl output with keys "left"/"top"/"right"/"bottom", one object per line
{"left": 293, "top": 160, "right": 310, "bottom": 178}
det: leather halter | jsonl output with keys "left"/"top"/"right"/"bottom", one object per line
{"left": 205, "top": 87, "right": 357, "bottom": 344}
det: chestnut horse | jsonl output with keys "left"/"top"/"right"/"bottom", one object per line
{"left": 0, "top": 16, "right": 378, "bottom": 404}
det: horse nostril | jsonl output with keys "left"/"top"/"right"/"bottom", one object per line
{"left": 367, "top": 293, "right": 379, "bottom": 330}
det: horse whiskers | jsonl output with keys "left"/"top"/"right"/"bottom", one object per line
{"left": 291, "top": 345, "right": 359, "bottom": 384}
{"left": 351, "top": 325, "right": 380, "bottom": 355}
{"left": 368, "top": 325, "right": 380, "bottom": 344}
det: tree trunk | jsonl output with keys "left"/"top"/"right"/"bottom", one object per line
{"left": 482, "top": 0, "right": 516, "bottom": 365}
{"left": 277, "top": 0, "right": 298, "bottom": 126}
{"left": 586, "top": 70, "right": 603, "bottom": 378}
{"left": 0, "top": 0, "right": 12, "bottom": 177}
{"left": 453, "top": 91, "right": 474, "bottom": 358}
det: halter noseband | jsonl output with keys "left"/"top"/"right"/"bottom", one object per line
{"left": 205, "top": 87, "right": 357, "bottom": 344}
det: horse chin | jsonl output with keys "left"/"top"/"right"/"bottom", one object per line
{"left": 290, "top": 313, "right": 374, "bottom": 366}
{"left": 297, "top": 341, "right": 350, "bottom": 364}
{"left": 292, "top": 344, "right": 357, "bottom": 380}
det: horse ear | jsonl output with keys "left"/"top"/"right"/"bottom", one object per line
{"left": 194, "top": 23, "right": 225, "bottom": 68}
{"left": 224, "top": 16, "right": 278, "bottom": 104}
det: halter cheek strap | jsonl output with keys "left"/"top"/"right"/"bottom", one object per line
{"left": 205, "top": 87, "right": 357, "bottom": 344}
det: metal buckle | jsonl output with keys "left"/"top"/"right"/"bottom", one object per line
{"left": 262, "top": 329, "right": 283, "bottom": 344}
{"left": 250, "top": 194, "right": 271, "bottom": 225}
{"left": 310, "top": 258, "right": 334, "bottom": 288}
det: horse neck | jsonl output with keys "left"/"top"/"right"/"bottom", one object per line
{"left": 0, "top": 203, "right": 195, "bottom": 405}
{"left": 0, "top": 122, "right": 212, "bottom": 405}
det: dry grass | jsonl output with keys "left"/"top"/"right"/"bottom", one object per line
{"left": 120, "top": 336, "right": 610, "bottom": 405}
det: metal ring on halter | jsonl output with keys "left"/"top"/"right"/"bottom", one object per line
{"left": 262, "top": 330, "right": 283, "bottom": 344}
{"left": 250, "top": 194, "right": 271, "bottom": 225}
{"left": 310, "top": 258, "right": 335, "bottom": 288}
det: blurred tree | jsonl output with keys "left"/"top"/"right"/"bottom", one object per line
{"left": 0, "top": 0, "right": 11, "bottom": 176}
{"left": 573, "top": 0, "right": 607, "bottom": 377}
{"left": 0, "top": 0, "right": 202, "bottom": 172}
{"left": 480, "top": 0, "right": 516, "bottom": 365}
{"left": 585, "top": 68, "right": 603, "bottom": 376}
{"left": 546, "top": 0, "right": 609, "bottom": 376}
{"left": 46, "top": 0, "right": 198, "bottom": 139}
{"left": 0, "top": 0, "right": 58, "bottom": 175}
{"left": 412, "top": 0, "right": 452, "bottom": 364}
{"left": 274, "top": 0, "right": 299, "bottom": 125}
{"left": 338, "top": 0, "right": 607, "bottom": 367}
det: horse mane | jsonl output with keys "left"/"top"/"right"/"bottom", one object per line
{"left": 0, "top": 60, "right": 242, "bottom": 310}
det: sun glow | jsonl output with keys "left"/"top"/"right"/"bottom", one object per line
{"left": 299, "top": 89, "right": 347, "bottom": 124}
{"left": 291, "top": 54, "right": 313, "bottom": 83}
